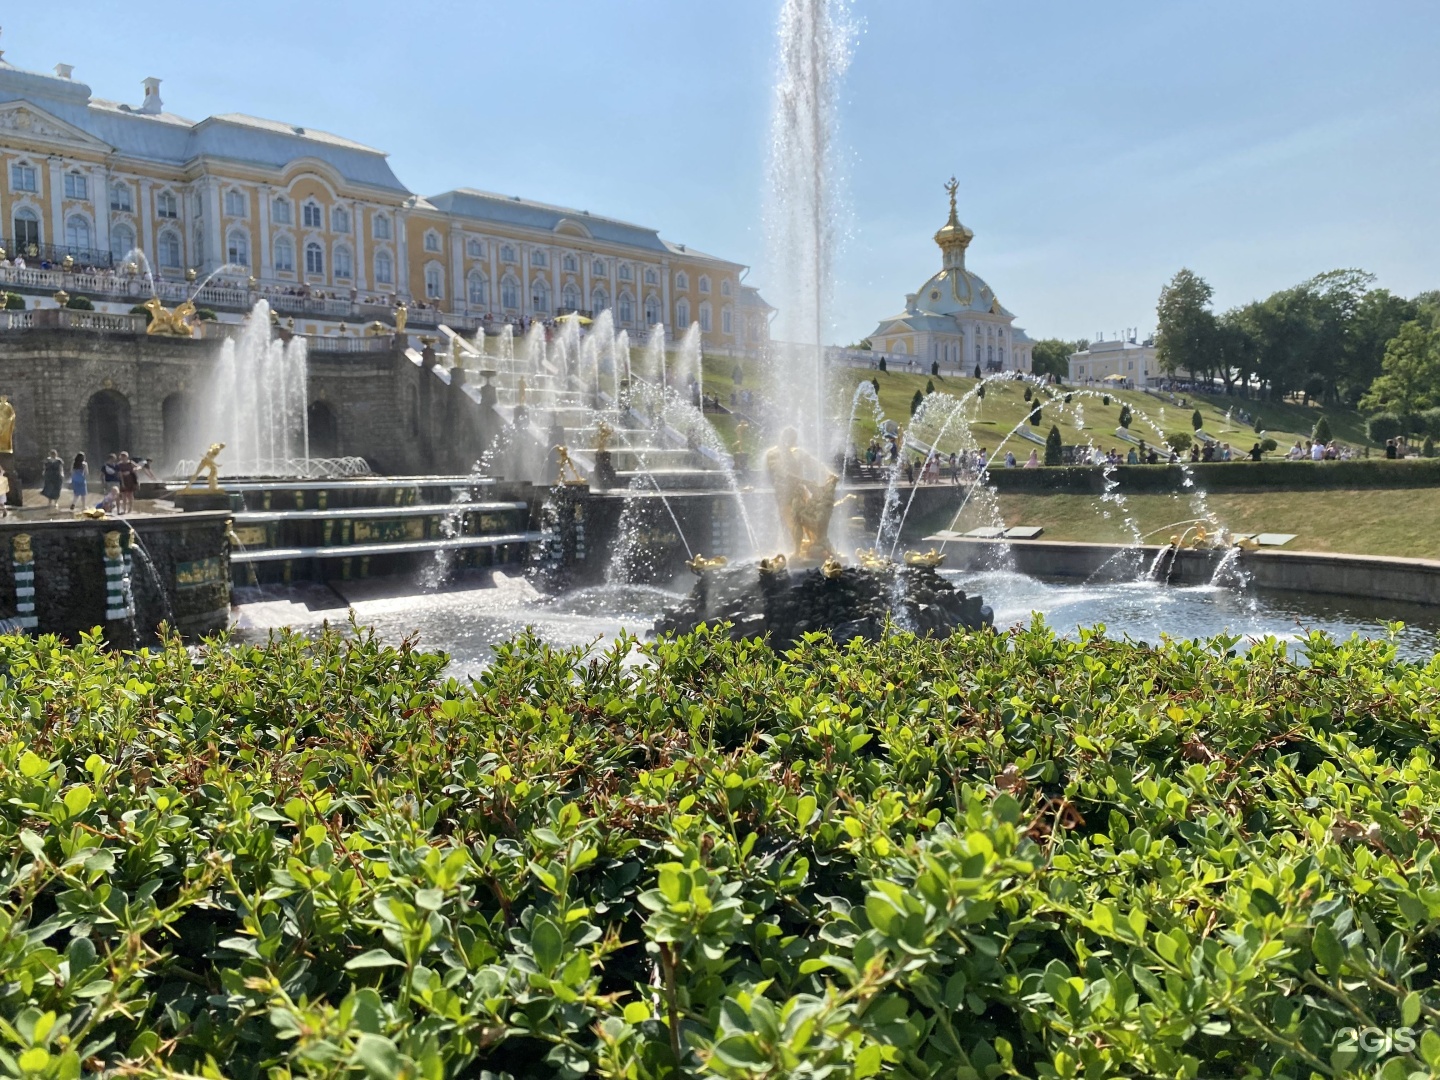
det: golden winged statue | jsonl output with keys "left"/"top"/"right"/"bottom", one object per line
{"left": 142, "top": 296, "right": 198, "bottom": 337}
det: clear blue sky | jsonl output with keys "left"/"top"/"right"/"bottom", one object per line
{"left": 5, "top": 2, "right": 1437, "bottom": 344}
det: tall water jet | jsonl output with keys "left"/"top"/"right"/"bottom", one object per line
{"left": 195, "top": 301, "right": 309, "bottom": 475}
{"left": 764, "top": 0, "right": 854, "bottom": 463}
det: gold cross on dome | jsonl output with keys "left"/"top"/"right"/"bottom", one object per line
{"left": 944, "top": 176, "right": 959, "bottom": 215}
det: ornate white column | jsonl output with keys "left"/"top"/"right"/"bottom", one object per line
{"left": 520, "top": 246, "right": 530, "bottom": 318}
{"left": 450, "top": 224, "right": 464, "bottom": 309}
{"left": 90, "top": 164, "right": 109, "bottom": 258}
{"left": 257, "top": 185, "right": 272, "bottom": 280}
{"left": 202, "top": 179, "right": 222, "bottom": 272}
{"left": 661, "top": 261, "right": 671, "bottom": 331}
{"left": 487, "top": 239, "right": 498, "bottom": 315}
{"left": 353, "top": 201, "right": 366, "bottom": 290}
{"left": 137, "top": 178, "right": 154, "bottom": 262}
{"left": 581, "top": 256, "right": 591, "bottom": 313}
{"left": 549, "top": 249, "right": 559, "bottom": 314}
{"left": 394, "top": 208, "right": 410, "bottom": 299}
{"left": 47, "top": 157, "right": 64, "bottom": 249}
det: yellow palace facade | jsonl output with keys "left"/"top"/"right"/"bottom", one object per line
{"left": 0, "top": 51, "right": 770, "bottom": 349}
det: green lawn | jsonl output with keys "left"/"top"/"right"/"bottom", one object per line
{"left": 904, "top": 487, "right": 1440, "bottom": 559}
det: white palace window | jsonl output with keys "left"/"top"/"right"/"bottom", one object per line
{"left": 224, "top": 189, "right": 247, "bottom": 217}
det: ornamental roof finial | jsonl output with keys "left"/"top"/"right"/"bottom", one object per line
{"left": 944, "top": 176, "right": 959, "bottom": 223}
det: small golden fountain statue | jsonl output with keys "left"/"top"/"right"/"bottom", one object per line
{"left": 686, "top": 553, "right": 728, "bottom": 575}
{"left": 854, "top": 547, "right": 891, "bottom": 571}
{"left": 553, "top": 445, "right": 587, "bottom": 486}
{"left": 765, "top": 427, "right": 843, "bottom": 563}
{"left": 903, "top": 548, "right": 947, "bottom": 569}
{"left": 182, "top": 443, "right": 227, "bottom": 493}
{"left": 821, "top": 555, "right": 844, "bottom": 579}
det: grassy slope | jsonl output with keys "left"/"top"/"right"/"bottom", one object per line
{"left": 902, "top": 487, "right": 1440, "bottom": 560}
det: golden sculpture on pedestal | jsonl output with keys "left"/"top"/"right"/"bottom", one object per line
{"left": 594, "top": 420, "right": 613, "bottom": 452}
{"left": 394, "top": 302, "right": 408, "bottom": 333}
{"left": 182, "top": 443, "right": 227, "bottom": 493}
{"left": 103, "top": 531, "right": 123, "bottom": 560}
{"left": 854, "top": 548, "right": 890, "bottom": 571}
{"left": 0, "top": 396, "right": 15, "bottom": 455}
{"left": 141, "top": 296, "right": 198, "bottom": 337}
{"left": 11, "top": 533, "right": 33, "bottom": 564}
{"left": 765, "top": 427, "right": 842, "bottom": 563}
{"left": 686, "top": 554, "right": 728, "bottom": 574}
{"left": 364, "top": 321, "right": 390, "bottom": 337}
{"left": 821, "top": 555, "right": 844, "bottom": 579}
{"left": 758, "top": 553, "right": 788, "bottom": 574}
{"left": 904, "top": 548, "right": 947, "bottom": 569}
{"left": 553, "top": 446, "right": 587, "bottom": 486}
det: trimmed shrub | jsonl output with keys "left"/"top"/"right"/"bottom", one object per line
{"left": 1426, "top": 435, "right": 1437, "bottom": 458}
{"left": 130, "top": 303, "right": 153, "bottom": 324}
{"left": 1367, "top": 412, "right": 1402, "bottom": 444}
{"left": 925, "top": 378, "right": 935, "bottom": 395}
{"left": 64, "top": 294, "right": 94, "bottom": 310}
{"left": 1102, "top": 395, "right": 1110, "bottom": 406}
{"left": 1029, "top": 405, "right": 1042, "bottom": 426}
{"left": 973, "top": 362, "right": 981, "bottom": 379}
{"left": 196, "top": 307, "right": 217, "bottom": 321}
{"left": 1023, "top": 386, "right": 1033, "bottom": 402}
{"left": 2, "top": 292, "right": 25, "bottom": 311}
{"left": 1045, "top": 423, "right": 1063, "bottom": 465}
{"left": 1260, "top": 437, "right": 1278, "bottom": 452}
{"left": 1191, "top": 408, "right": 1204, "bottom": 431}
{"left": 1118, "top": 403, "right": 1132, "bottom": 428}
{"left": 931, "top": 360, "right": 939, "bottom": 377}
{"left": 1167, "top": 431, "right": 1194, "bottom": 453}
{"left": 976, "top": 382, "right": 985, "bottom": 400}
{"left": 909, "top": 389, "right": 923, "bottom": 416}
{"left": 1312, "top": 415, "right": 1332, "bottom": 445}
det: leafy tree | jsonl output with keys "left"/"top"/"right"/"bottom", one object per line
{"left": 1260, "top": 437, "right": 1278, "bottom": 452}
{"left": 1191, "top": 408, "right": 1203, "bottom": 431}
{"left": 1044, "top": 424, "right": 1063, "bottom": 465}
{"left": 1359, "top": 321, "right": 1440, "bottom": 417}
{"left": 1030, "top": 338, "right": 1083, "bottom": 381}
{"left": 909, "top": 389, "right": 923, "bottom": 416}
{"left": 1311, "top": 415, "right": 1332, "bottom": 445}
{"left": 1342, "top": 288, "right": 1417, "bottom": 404}
{"left": 1118, "top": 404, "right": 1132, "bottom": 429}
{"left": 1166, "top": 431, "right": 1193, "bottom": 453}
{"left": 1156, "top": 269, "right": 1217, "bottom": 381}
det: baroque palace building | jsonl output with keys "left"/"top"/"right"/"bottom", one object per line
{"left": 866, "top": 180, "right": 1033, "bottom": 373}
{"left": 0, "top": 49, "right": 770, "bottom": 349}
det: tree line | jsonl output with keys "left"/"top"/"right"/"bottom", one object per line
{"left": 1153, "top": 268, "right": 1440, "bottom": 422}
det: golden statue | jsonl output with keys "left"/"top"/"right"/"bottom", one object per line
{"left": 734, "top": 420, "right": 750, "bottom": 453}
{"left": 11, "top": 533, "right": 33, "bottom": 564}
{"left": 765, "top": 427, "right": 841, "bottom": 563}
{"left": 553, "top": 445, "right": 586, "bottom": 486}
{"left": 364, "top": 320, "right": 390, "bottom": 337}
{"left": 142, "top": 296, "right": 198, "bottom": 337}
{"left": 854, "top": 547, "right": 890, "bottom": 571}
{"left": 0, "top": 396, "right": 14, "bottom": 455}
{"left": 182, "top": 442, "right": 226, "bottom": 493}
{"left": 594, "top": 420, "right": 613, "bottom": 452}
{"left": 686, "top": 553, "right": 728, "bottom": 575}
{"left": 394, "top": 301, "right": 408, "bottom": 333}
{"left": 904, "top": 548, "right": 947, "bottom": 569}
{"left": 821, "top": 555, "right": 844, "bottom": 579}
{"left": 758, "top": 553, "right": 788, "bottom": 574}
{"left": 516, "top": 377, "right": 528, "bottom": 406}
{"left": 103, "top": 531, "right": 123, "bottom": 560}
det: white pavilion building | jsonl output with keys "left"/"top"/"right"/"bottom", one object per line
{"left": 866, "top": 181, "right": 1033, "bottom": 374}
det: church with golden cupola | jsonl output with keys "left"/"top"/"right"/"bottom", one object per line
{"left": 866, "top": 179, "right": 1033, "bottom": 373}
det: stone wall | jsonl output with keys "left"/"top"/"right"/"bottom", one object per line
{"left": 0, "top": 326, "right": 510, "bottom": 482}
{"left": 0, "top": 511, "right": 230, "bottom": 644}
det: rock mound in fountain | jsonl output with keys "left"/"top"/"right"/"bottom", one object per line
{"left": 653, "top": 561, "right": 993, "bottom": 645}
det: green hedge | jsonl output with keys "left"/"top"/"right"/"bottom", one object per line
{"left": 988, "top": 456, "right": 1440, "bottom": 493}
{"left": 3, "top": 624, "right": 1440, "bottom": 1077}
